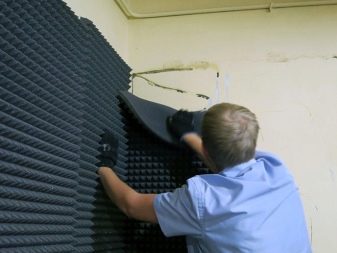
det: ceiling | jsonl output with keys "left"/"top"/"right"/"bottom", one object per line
{"left": 115, "top": 0, "right": 337, "bottom": 18}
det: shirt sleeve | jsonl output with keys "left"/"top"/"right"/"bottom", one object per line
{"left": 153, "top": 178, "right": 203, "bottom": 237}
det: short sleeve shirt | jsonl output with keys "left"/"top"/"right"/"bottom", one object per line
{"left": 154, "top": 151, "right": 312, "bottom": 253}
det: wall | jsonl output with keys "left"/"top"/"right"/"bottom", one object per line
{"left": 128, "top": 6, "right": 337, "bottom": 252}
{"left": 64, "top": 0, "right": 129, "bottom": 61}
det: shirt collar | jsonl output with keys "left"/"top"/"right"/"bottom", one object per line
{"left": 219, "top": 158, "right": 256, "bottom": 177}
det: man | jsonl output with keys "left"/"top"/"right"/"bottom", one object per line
{"left": 98, "top": 103, "right": 311, "bottom": 253}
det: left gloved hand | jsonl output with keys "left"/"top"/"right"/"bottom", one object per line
{"left": 96, "top": 130, "right": 119, "bottom": 168}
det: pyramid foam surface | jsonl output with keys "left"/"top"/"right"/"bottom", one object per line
{"left": 1, "top": 0, "right": 130, "bottom": 252}
{"left": 121, "top": 104, "right": 207, "bottom": 253}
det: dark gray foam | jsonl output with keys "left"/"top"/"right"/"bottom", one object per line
{"left": 119, "top": 91, "right": 205, "bottom": 146}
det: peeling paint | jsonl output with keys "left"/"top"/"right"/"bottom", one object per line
{"left": 267, "top": 52, "right": 334, "bottom": 63}
{"left": 134, "top": 60, "right": 219, "bottom": 76}
{"left": 163, "top": 60, "right": 219, "bottom": 72}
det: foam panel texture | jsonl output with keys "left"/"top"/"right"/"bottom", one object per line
{"left": 1, "top": 0, "right": 130, "bottom": 252}
{"left": 121, "top": 103, "right": 208, "bottom": 253}
{"left": 1, "top": 0, "right": 209, "bottom": 252}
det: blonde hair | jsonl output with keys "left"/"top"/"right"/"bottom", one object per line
{"left": 202, "top": 103, "right": 259, "bottom": 171}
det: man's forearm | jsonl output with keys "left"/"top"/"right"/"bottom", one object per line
{"left": 182, "top": 133, "right": 215, "bottom": 170}
{"left": 98, "top": 166, "right": 135, "bottom": 215}
{"left": 182, "top": 133, "right": 203, "bottom": 156}
{"left": 98, "top": 167, "right": 158, "bottom": 223}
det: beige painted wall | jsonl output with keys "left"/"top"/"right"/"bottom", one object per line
{"left": 63, "top": 2, "right": 337, "bottom": 252}
{"left": 64, "top": 0, "right": 129, "bottom": 61}
{"left": 129, "top": 7, "right": 337, "bottom": 252}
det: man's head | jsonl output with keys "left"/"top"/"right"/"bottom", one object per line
{"left": 202, "top": 103, "right": 259, "bottom": 172}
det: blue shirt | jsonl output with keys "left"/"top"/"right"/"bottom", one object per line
{"left": 154, "top": 151, "right": 312, "bottom": 253}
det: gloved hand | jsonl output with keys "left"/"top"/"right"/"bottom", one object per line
{"left": 96, "top": 130, "right": 119, "bottom": 168}
{"left": 167, "top": 110, "right": 195, "bottom": 140}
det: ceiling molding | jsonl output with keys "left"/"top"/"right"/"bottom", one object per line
{"left": 115, "top": 0, "right": 337, "bottom": 19}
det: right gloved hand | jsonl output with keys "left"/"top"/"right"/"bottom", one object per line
{"left": 167, "top": 110, "right": 195, "bottom": 140}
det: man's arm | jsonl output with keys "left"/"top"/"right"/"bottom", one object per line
{"left": 182, "top": 133, "right": 203, "bottom": 157}
{"left": 98, "top": 166, "right": 158, "bottom": 223}
{"left": 167, "top": 110, "right": 216, "bottom": 171}
{"left": 182, "top": 133, "right": 215, "bottom": 171}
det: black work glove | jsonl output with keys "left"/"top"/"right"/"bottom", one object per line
{"left": 167, "top": 110, "right": 195, "bottom": 140}
{"left": 96, "top": 130, "right": 119, "bottom": 168}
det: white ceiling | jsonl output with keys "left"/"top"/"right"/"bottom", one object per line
{"left": 115, "top": 0, "right": 337, "bottom": 18}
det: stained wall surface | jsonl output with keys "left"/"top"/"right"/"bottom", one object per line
{"left": 128, "top": 6, "right": 337, "bottom": 252}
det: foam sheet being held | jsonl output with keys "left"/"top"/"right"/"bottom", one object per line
{"left": 119, "top": 91, "right": 205, "bottom": 145}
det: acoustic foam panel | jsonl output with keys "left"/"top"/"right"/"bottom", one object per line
{"left": 120, "top": 101, "right": 208, "bottom": 253}
{"left": 74, "top": 17, "right": 130, "bottom": 253}
{"left": 1, "top": 0, "right": 130, "bottom": 252}
{"left": 119, "top": 91, "right": 205, "bottom": 146}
